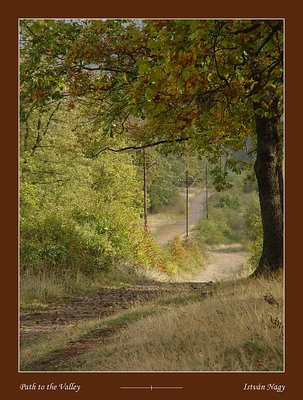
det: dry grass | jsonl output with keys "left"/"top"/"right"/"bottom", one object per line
{"left": 20, "top": 271, "right": 66, "bottom": 306}
{"left": 20, "top": 266, "right": 147, "bottom": 308}
{"left": 20, "top": 317, "right": 102, "bottom": 370}
{"left": 20, "top": 291, "right": 206, "bottom": 370}
{"left": 74, "top": 274, "right": 283, "bottom": 371}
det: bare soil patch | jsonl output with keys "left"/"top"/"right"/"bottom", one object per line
{"left": 191, "top": 247, "right": 250, "bottom": 282}
{"left": 148, "top": 188, "right": 207, "bottom": 245}
{"left": 26, "top": 324, "right": 126, "bottom": 371}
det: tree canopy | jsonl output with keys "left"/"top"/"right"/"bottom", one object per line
{"left": 20, "top": 19, "right": 284, "bottom": 274}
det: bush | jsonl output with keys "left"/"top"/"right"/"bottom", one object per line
{"left": 162, "top": 237, "right": 205, "bottom": 275}
{"left": 213, "top": 194, "right": 240, "bottom": 209}
{"left": 20, "top": 214, "right": 112, "bottom": 274}
{"left": 194, "top": 178, "right": 260, "bottom": 247}
{"left": 195, "top": 218, "right": 233, "bottom": 245}
{"left": 19, "top": 129, "right": 158, "bottom": 277}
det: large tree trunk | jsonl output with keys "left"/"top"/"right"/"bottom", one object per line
{"left": 253, "top": 106, "right": 283, "bottom": 275}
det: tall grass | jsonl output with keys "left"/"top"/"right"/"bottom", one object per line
{"left": 74, "top": 273, "right": 283, "bottom": 371}
{"left": 20, "top": 265, "right": 146, "bottom": 307}
{"left": 20, "top": 236, "right": 206, "bottom": 307}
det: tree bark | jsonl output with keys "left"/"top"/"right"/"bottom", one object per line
{"left": 253, "top": 106, "right": 283, "bottom": 275}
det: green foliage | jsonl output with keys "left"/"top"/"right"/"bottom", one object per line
{"left": 19, "top": 104, "right": 156, "bottom": 275}
{"left": 195, "top": 217, "right": 234, "bottom": 246}
{"left": 20, "top": 19, "right": 283, "bottom": 160}
{"left": 244, "top": 192, "right": 263, "bottom": 269}
{"left": 213, "top": 194, "right": 240, "bottom": 209}
{"left": 194, "top": 173, "right": 258, "bottom": 246}
{"left": 19, "top": 18, "right": 283, "bottom": 279}
{"left": 20, "top": 188, "right": 145, "bottom": 274}
{"left": 148, "top": 154, "right": 184, "bottom": 211}
{"left": 19, "top": 102, "right": 207, "bottom": 285}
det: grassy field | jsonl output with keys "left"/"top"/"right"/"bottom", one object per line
{"left": 21, "top": 272, "right": 283, "bottom": 372}
{"left": 20, "top": 264, "right": 148, "bottom": 308}
{"left": 76, "top": 274, "right": 283, "bottom": 372}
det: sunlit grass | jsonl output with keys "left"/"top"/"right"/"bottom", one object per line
{"left": 20, "top": 291, "right": 205, "bottom": 370}
{"left": 20, "top": 265, "right": 147, "bottom": 308}
{"left": 72, "top": 273, "right": 283, "bottom": 372}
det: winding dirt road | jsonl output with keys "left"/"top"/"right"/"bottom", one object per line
{"left": 191, "top": 247, "right": 249, "bottom": 282}
{"left": 148, "top": 189, "right": 207, "bottom": 245}
{"left": 148, "top": 188, "right": 249, "bottom": 282}
{"left": 20, "top": 188, "right": 249, "bottom": 371}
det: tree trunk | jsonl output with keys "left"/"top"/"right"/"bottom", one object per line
{"left": 253, "top": 107, "right": 283, "bottom": 275}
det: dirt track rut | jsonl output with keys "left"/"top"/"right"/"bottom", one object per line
{"left": 20, "top": 282, "right": 214, "bottom": 371}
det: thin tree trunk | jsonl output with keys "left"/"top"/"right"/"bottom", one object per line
{"left": 205, "top": 161, "right": 209, "bottom": 219}
{"left": 253, "top": 106, "right": 283, "bottom": 275}
{"left": 143, "top": 148, "right": 148, "bottom": 230}
{"left": 185, "top": 168, "right": 189, "bottom": 240}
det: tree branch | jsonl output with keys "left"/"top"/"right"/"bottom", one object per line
{"left": 89, "top": 137, "right": 191, "bottom": 158}
{"left": 31, "top": 179, "right": 71, "bottom": 185}
{"left": 25, "top": 24, "right": 37, "bottom": 38}
{"left": 231, "top": 22, "right": 262, "bottom": 35}
{"left": 42, "top": 101, "right": 62, "bottom": 136}
{"left": 31, "top": 101, "right": 62, "bottom": 155}
{"left": 254, "top": 23, "right": 282, "bottom": 57}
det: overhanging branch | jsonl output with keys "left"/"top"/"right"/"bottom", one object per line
{"left": 89, "top": 137, "right": 191, "bottom": 158}
{"left": 254, "top": 23, "right": 282, "bottom": 57}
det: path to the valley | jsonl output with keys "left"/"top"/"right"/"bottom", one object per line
{"left": 148, "top": 188, "right": 207, "bottom": 245}
{"left": 148, "top": 189, "right": 249, "bottom": 282}
{"left": 191, "top": 246, "right": 249, "bottom": 282}
{"left": 20, "top": 188, "right": 249, "bottom": 371}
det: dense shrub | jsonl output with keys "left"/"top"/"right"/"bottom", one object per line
{"left": 194, "top": 176, "right": 261, "bottom": 249}
{"left": 19, "top": 107, "right": 159, "bottom": 275}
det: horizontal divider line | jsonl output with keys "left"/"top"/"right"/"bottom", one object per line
{"left": 120, "top": 386, "right": 183, "bottom": 390}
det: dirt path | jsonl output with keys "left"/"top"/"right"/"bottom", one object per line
{"left": 148, "top": 188, "right": 207, "bottom": 245}
{"left": 20, "top": 282, "right": 214, "bottom": 371}
{"left": 148, "top": 189, "right": 249, "bottom": 282}
{"left": 191, "top": 246, "right": 249, "bottom": 282}
{"left": 21, "top": 282, "right": 212, "bottom": 342}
